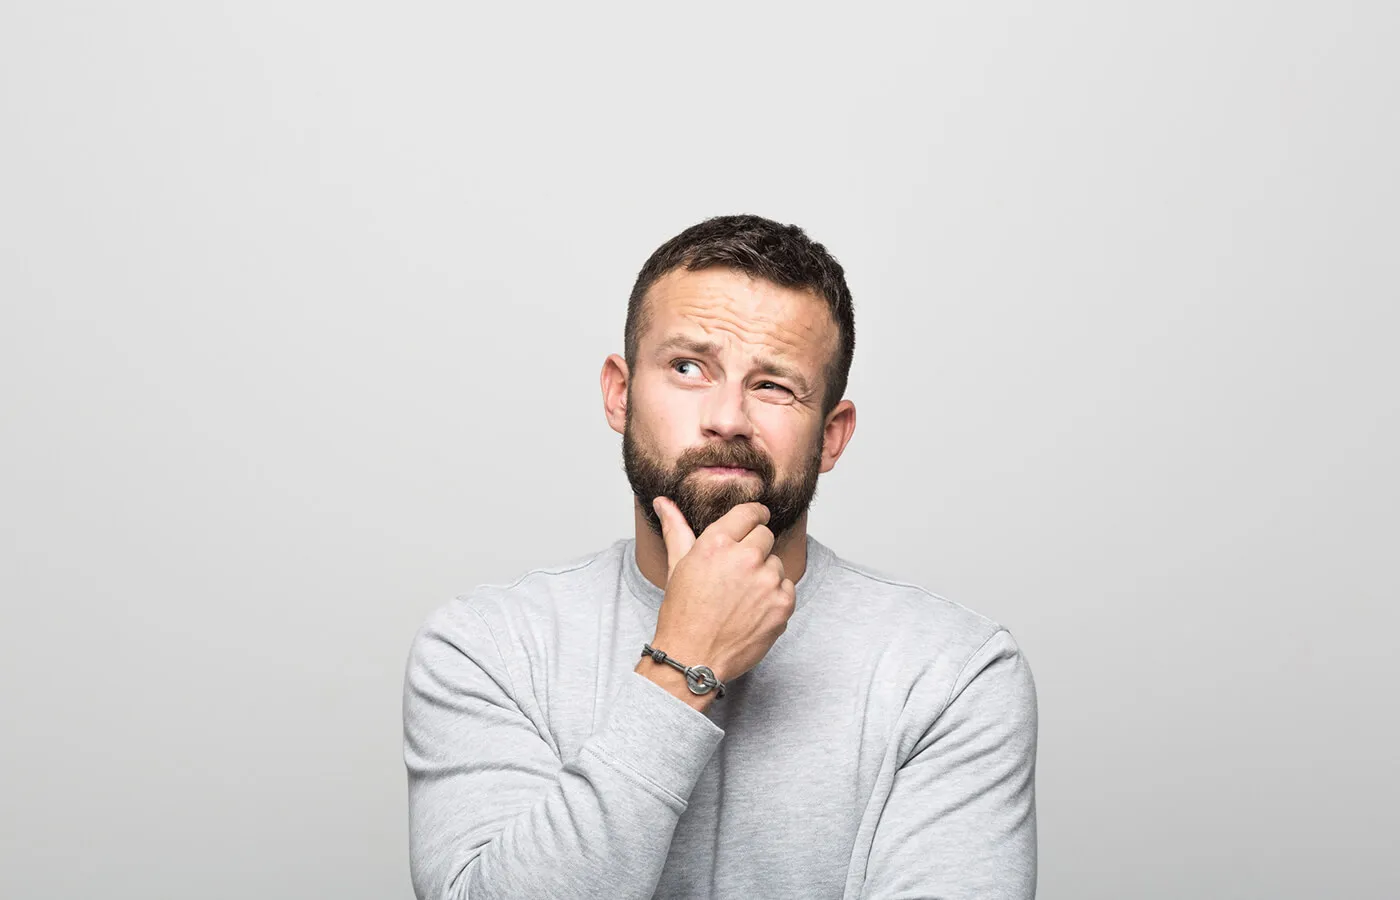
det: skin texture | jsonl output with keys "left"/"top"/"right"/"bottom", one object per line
{"left": 600, "top": 265, "right": 857, "bottom": 710}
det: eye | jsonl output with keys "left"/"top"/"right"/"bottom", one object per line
{"left": 672, "top": 360, "right": 702, "bottom": 378}
{"left": 758, "top": 381, "right": 792, "bottom": 394}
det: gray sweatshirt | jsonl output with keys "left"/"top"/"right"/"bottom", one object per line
{"left": 403, "top": 534, "right": 1037, "bottom": 899}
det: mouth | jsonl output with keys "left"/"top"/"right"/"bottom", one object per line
{"left": 697, "top": 466, "right": 757, "bottom": 476}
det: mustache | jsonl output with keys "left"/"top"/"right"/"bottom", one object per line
{"left": 679, "top": 445, "right": 773, "bottom": 476}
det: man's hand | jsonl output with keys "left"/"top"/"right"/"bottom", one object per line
{"left": 636, "top": 496, "right": 796, "bottom": 709}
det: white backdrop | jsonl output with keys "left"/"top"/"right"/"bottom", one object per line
{"left": 2, "top": 2, "right": 1396, "bottom": 898}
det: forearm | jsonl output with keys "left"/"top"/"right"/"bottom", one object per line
{"left": 409, "top": 671, "right": 724, "bottom": 900}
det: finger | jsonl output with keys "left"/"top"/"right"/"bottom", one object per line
{"left": 706, "top": 502, "right": 771, "bottom": 544}
{"left": 761, "top": 551, "right": 784, "bottom": 587}
{"left": 652, "top": 496, "right": 695, "bottom": 580}
{"left": 738, "top": 523, "right": 776, "bottom": 559}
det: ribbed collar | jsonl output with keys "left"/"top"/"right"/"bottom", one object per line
{"left": 621, "top": 531, "right": 835, "bottom": 613}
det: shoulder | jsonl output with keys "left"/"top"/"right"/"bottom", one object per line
{"left": 821, "top": 546, "right": 1006, "bottom": 651}
{"left": 813, "top": 541, "right": 1034, "bottom": 705}
{"left": 815, "top": 544, "right": 1036, "bottom": 733}
{"left": 413, "top": 539, "right": 629, "bottom": 650}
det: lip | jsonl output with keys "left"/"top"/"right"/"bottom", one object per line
{"left": 698, "top": 466, "right": 757, "bottom": 476}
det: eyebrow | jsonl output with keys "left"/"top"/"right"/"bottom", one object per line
{"left": 653, "top": 335, "right": 813, "bottom": 396}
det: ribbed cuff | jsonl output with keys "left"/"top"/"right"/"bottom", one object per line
{"left": 584, "top": 671, "right": 726, "bottom": 809}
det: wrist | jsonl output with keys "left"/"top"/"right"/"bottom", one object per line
{"left": 635, "top": 658, "right": 716, "bottom": 713}
{"left": 641, "top": 642, "right": 727, "bottom": 696}
{"left": 646, "top": 634, "right": 727, "bottom": 682}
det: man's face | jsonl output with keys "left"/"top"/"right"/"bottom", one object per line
{"left": 621, "top": 266, "right": 839, "bottom": 541}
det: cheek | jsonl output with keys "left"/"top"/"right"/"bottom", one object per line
{"left": 652, "top": 403, "right": 700, "bottom": 449}
{"left": 632, "top": 389, "right": 699, "bottom": 455}
{"left": 751, "top": 415, "right": 807, "bottom": 468}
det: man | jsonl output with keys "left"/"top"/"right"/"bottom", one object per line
{"left": 403, "top": 214, "right": 1038, "bottom": 899}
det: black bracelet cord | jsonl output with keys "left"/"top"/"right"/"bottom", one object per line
{"left": 641, "top": 643, "right": 726, "bottom": 698}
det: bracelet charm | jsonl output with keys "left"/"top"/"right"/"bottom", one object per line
{"left": 642, "top": 643, "right": 727, "bottom": 698}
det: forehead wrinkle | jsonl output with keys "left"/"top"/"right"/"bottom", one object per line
{"left": 646, "top": 266, "right": 826, "bottom": 343}
{"left": 671, "top": 302, "right": 809, "bottom": 358}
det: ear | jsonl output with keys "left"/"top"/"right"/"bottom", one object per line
{"left": 818, "top": 398, "right": 857, "bottom": 474}
{"left": 601, "top": 353, "right": 630, "bottom": 435}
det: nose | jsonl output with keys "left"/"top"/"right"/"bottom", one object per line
{"left": 699, "top": 378, "right": 754, "bottom": 442}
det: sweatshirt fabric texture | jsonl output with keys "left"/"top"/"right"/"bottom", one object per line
{"left": 402, "top": 533, "right": 1038, "bottom": 899}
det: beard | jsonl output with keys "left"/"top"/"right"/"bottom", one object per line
{"left": 622, "top": 402, "right": 824, "bottom": 542}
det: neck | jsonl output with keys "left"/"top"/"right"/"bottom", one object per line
{"left": 633, "top": 501, "right": 809, "bottom": 593}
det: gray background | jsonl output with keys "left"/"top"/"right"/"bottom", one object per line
{"left": 2, "top": 2, "right": 1396, "bottom": 898}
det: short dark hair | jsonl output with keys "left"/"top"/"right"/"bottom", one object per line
{"left": 624, "top": 214, "right": 856, "bottom": 419}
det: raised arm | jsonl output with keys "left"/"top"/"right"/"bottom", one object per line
{"left": 402, "top": 599, "right": 724, "bottom": 900}
{"left": 861, "top": 629, "right": 1039, "bottom": 899}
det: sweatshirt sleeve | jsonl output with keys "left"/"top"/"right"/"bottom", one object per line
{"left": 862, "top": 629, "right": 1038, "bottom": 900}
{"left": 403, "top": 598, "right": 725, "bottom": 900}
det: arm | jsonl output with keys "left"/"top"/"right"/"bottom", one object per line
{"left": 403, "top": 597, "right": 724, "bottom": 900}
{"left": 862, "top": 629, "right": 1038, "bottom": 899}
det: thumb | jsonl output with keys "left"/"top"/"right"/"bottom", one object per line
{"left": 652, "top": 495, "right": 695, "bottom": 581}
